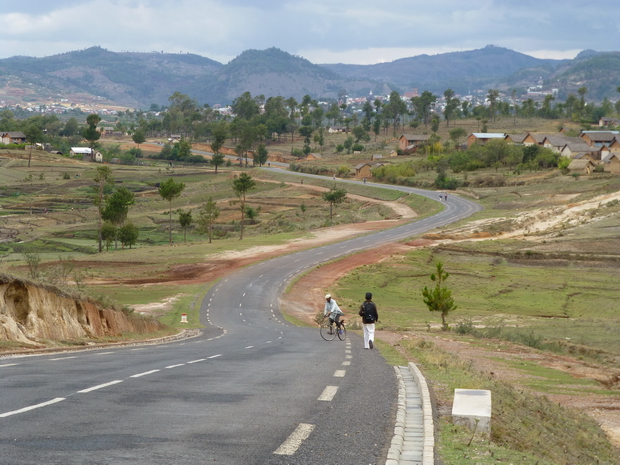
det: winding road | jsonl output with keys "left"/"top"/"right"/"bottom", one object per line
{"left": 0, "top": 172, "right": 481, "bottom": 464}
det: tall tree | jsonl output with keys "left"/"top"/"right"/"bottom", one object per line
{"left": 210, "top": 121, "right": 228, "bottom": 173}
{"left": 231, "top": 173, "right": 256, "bottom": 240}
{"left": 421, "top": 261, "right": 457, "bottom": 331}
{"left": 443, "top": 89, "right": 459, "bottom": 128}
{"left": 232, "top": 92, "right": 261, "bottom": 120}
{"left": 372, "top": 116, "right": 382, "bottom": 142}
{"left": 102, "top": 187, "right": 135, "bottom": 249}
{"left": 386, "top": 91, "right": 407, "bottom": 135}
{"left": 178, "top": 209, "right": 192, "bottom": 243}
{"left": 82, "top": 113, "right": 101, "bottom": 150}
{"left": 578, "top": 87, "right": 588, "bottom": 114}
{"left": 196, "top": 197, "right": 220, "bottom": 243}
{"left": 511, "top": 88, "right": 518, "bottom": 126}
{"left": 411, "top": 91, "right": 437, "bottom": 127}
{"left": 158, "top": 178, "right": 186, "bottom": 244}
{"left": 23, "top": 124, "right": 43, "bottom": 167}
{"left": 167, "top": 92, "right": 198, "bottom": 138}
{"left": 101, "top": 222, "right": 116, "bottom": 252}
{"left": 321, "top": 186, "right": 347, "bottom": 221}
{"left": 487, "top": 89, "right": 500, "bottom": 122}
{"left": 118, "top": 223, "right": 139, "bottom": 249}
{"left": 325, "top": 102, "right": 341, "bottom": 126}
{"left": 132, "top": 128, "right": 146, "bottom": 149}
{"left": 255, "top": 143, "right": 269, "bottom": 166}
{"left": 62, "top": 117, "right": 79, "bottom": 136}
{"left": 93, "top": 166, "right": 114, "bottom": 253}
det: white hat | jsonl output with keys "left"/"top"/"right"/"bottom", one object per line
{"left": 325, "top": 294, "right": 331, "bottom": 299}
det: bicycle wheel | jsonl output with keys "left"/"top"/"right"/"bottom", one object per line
{"left": 337, "top": 325, "right": 347, "bottom": 341}
{"left": 320, "top": 322, "right": 336, "bottom": 341}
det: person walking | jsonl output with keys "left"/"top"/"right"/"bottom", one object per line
{"left": 324, "top": 294, "right": 344, "bottom": 330}
{"left": 359, "top": 292, "right": 378, "bottom": 349}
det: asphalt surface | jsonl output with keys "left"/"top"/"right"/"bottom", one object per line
{"left": 0, "top": 173, "right": 481, "bottom": 464}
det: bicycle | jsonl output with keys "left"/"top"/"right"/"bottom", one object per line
{"left": 320, "top": 317, "right": 347, "bottom": 341}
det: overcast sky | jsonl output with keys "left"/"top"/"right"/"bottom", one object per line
{"left": 2, "top": 0, "right": 618, "bottom": 64}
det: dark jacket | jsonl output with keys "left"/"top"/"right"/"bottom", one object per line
{"left": 359, "top": 300, "right": 378, "bottom": 324}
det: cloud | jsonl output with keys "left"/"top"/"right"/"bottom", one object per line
{"left": 0, "top": 0, "right": 617, "bottom": 63}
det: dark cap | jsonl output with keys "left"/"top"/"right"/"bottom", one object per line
{"left": 365, "top": 292, "right": 372, "bottom": 300}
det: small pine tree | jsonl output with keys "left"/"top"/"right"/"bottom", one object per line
{"left": 421, "top": 261, "right": 457, "bottom": 331}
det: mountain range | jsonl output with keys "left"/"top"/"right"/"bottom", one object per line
{"left": 0, "top": 45, "right": 618, "bottom": 109}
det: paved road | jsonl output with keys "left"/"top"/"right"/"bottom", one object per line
{"left": 0, "top": 173, "right": 481, "bottom": 464}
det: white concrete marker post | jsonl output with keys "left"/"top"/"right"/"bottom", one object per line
{"left": 452, "top": 389, "right": 492, "bottom": 438}
{"left": 181, "top": 313, "right": 188, "bottom": 323}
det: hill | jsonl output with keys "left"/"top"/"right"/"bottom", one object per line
{"left": 321, "top": 45, "right": 564, "bottom": 94}
{"left": 186, "top": 47, "right": 380, "bottom": 104}
{"left": 0, "top": 45, "right": 619, "bottom": 109}
{"left": 0, "top": 46, "right": 223, "bottom": 109}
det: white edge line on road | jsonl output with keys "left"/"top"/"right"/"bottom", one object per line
{"left": 273, "top": 423, "right": 315, "bottom": 455}
{"left": 318, "top": 386, "right": 338, "bottom": 401}
{"left": 0, "top": 398, "right": 65, "bottom": 418}
{"left": 77, "top": 380, "right": 123, "bottom": 393}
{"left": 130, "top": 369, "right": 160, "bottom": 378}
{"left": 0, "top": 363, "right": 18, "bottom": 367}
{"left": 49, "top": 356, "right": 78, "bottom": 361}
{"left": 207, "top": 354, "right": 222, "bottom": 359}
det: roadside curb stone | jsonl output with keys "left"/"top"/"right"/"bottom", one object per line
{"left": 387, "top": 363, "right": 434, "bottom": 465}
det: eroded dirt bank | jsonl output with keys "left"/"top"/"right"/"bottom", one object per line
{"left": 0, "top": 275, "right": 166, "bottom": 347}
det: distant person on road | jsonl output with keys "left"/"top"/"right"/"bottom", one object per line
{"left": 359, "top": 292, "right": 378, "bottom": 349}
{"left": 324, "top": 294, "right": 344, "bottom": 329}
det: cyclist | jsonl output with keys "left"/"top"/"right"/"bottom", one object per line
{"left": 323, "top": 294, "right": 344, "bottom": 330}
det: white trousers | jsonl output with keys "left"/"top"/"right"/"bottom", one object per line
{"left": 363, "top": 323, "right": 375, "bottom": 349}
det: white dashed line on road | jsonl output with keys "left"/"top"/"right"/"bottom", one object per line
{"left": 318, "top": 386, "right": 338, "bottom": 401}
{"left": 130, "top": 369, "right": 160, "bottom": 378}
{"left": 49, "top": 356, "right": 78, "bottom": 361}
{"left": 207, "top": 354, "right": 222, "bottom": 359}
{"left": 0, "top": 398, "right": 65, "bottom": 418}
{"left": 187, "top": 359, "right": 206, "bottom": 364}
{"left": 0, "top": 363, "right": 18, "bottom": 367}
{"left": 165, "top": 364, "right": 185, "bottom": 369}
{"left": 334, "top": 370, "right": 346, "bottom": 377}
{"left": 273, "top": 423, "right": 315, "bottom": 456}
{"left": 77, "top": 380, "right": 123, "bottom": 393}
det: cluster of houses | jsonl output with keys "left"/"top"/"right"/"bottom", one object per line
{"left": 466, "top": 129, "right": 620, "bottom": 174}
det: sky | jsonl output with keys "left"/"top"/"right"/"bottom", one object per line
{"left": 1, "top": 0, "right": 618, "bottom": 65}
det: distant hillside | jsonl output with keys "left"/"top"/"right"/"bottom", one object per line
{"left": 0, "top": 45, "right": 618, "bottom": 109}
{"left": 0, "top": 46, "right": 223, "bottom": 108}
{"left": 550, "top": 51, "right": 620, "bottom": 100}
{"left": 187, "top": 47, "right": 380, "bottom": 104}
{"left": 321, "top": 45, "right": 564, "bottom": 94}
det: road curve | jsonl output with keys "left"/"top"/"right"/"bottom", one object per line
{"left": 0, "top": 172, "right": 481, "bottom": 464}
